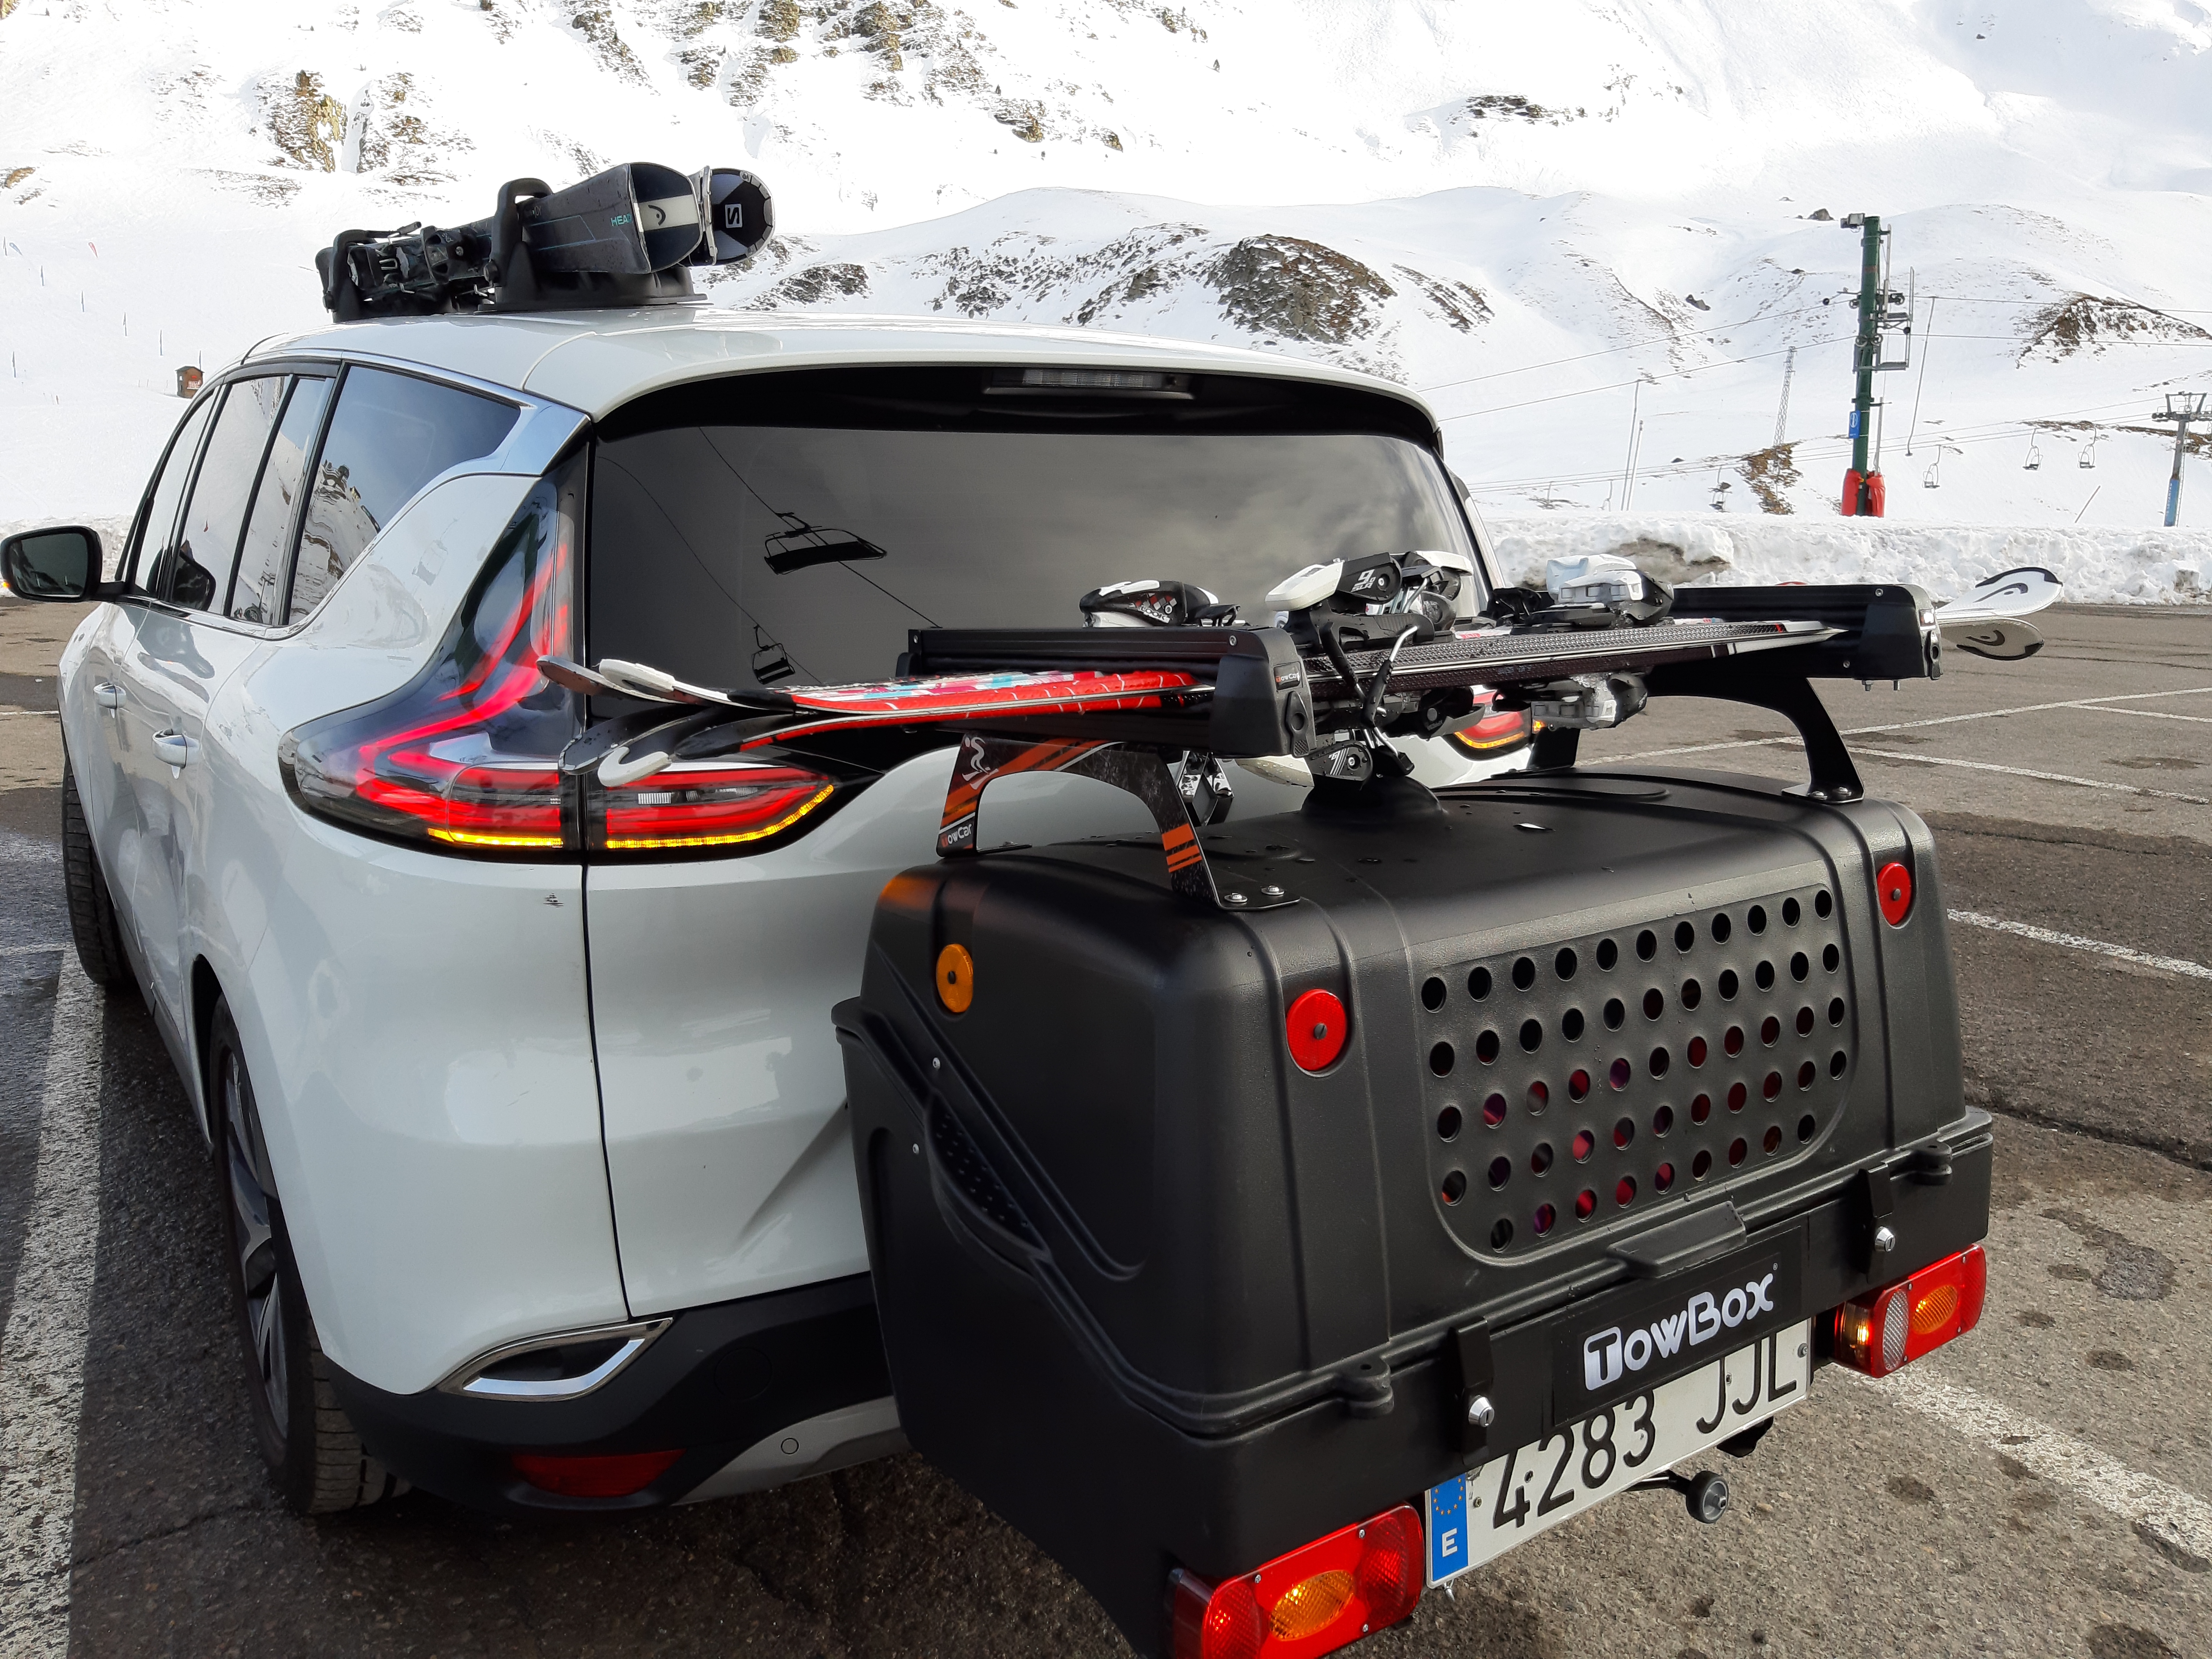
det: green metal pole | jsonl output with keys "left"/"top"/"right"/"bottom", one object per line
{"left": 1851, "top": 214, "right": 1882, "bottom": 497}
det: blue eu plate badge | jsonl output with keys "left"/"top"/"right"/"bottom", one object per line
{"left": 1425, "top": 1472, "right": 1470, "bottom": 1585}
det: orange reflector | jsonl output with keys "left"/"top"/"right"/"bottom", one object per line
{"left": 1170, "top": 1504, "right": 1422, "bottom": 1659}
{"left": 1270, "top": 1570, "right": 1354, "bottom": 1642}
{"left": 1832, "top": 1243, "right": 1986, "bottom": 1378}
{"left": 935, "top": 942, "right": 974, "bottom": 1013}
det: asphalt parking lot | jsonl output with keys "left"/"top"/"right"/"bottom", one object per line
{"left": 3, "top": 598, "right": 2209, "bottom": 1659}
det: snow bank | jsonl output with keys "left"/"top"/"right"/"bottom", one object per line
{"left": 1481, "top": 514, "right": 2209, "bottom": 606}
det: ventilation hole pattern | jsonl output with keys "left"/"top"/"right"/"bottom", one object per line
{"left": 1420, "top": 883, "right": 1854, "bottom": 1256}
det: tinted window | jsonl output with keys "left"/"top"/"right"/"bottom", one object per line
{"left": 228, "top": 376, "right": 334, "bottom": 624}
{"left": 289, "top": 367, "right": 519, "bottom": 620}
{"left": 131, "top": 396, "right": 217, "bottom": 587}
{"left": 589, "top": 425, "right": 1474, "bottom": 690}
{"left": 152, "top": 376, "right": 285, "bottom": 612}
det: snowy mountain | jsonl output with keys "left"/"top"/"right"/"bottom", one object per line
{"left": 5, "top": 0, "right": 2212, "bottom": 575}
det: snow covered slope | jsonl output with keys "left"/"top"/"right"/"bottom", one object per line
{"left": 4, "top": 0, "right": 2212, "bottom": 588}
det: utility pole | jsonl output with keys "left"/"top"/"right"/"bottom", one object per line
{"left": 2153, "top": 392, "right": 2209, "bottom": 527}
{"left": 1772, "top": 345, "right": 1796, "bottom": 451}
{"left": 1837, "top": 214, "right": 1911, "bottom": 516}
{"left": 1621, "top": 378, "right": 1642, "bottom": 510}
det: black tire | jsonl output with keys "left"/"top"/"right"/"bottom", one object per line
{"left": 60, "top": 754, "right": 134, "bottom": 992}
{"left": 209, "top": 1001, "right": 407, "bottom": 1514}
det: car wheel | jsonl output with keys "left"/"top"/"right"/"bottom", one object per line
{"left": 60, "top": 754, "right": 134, "bottom": 992}
{"left": 209, "top": 1000, "right": 407, "bottom": 1513}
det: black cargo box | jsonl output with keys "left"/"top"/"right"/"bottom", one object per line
{"left": 835, "top": 770, "right": 1992, "bottom": 1655}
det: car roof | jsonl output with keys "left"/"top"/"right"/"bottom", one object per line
{"left": 245, "top": 308, "right": 1441, "bottom": 432}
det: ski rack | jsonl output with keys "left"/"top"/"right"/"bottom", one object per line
{"left": 885, "top": 583, "right": 1941, "bottom": 907}
{"left": 547, "top": 583, "right": 1943, "bottom": 911}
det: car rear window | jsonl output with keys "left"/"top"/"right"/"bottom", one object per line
{"left": 587, "top": 373, "right": 1474, "bottom": 692}
{"left": 288, "top": 367, "right": 519, "bottom": 620}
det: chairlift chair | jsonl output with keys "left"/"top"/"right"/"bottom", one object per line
{"left": 2023, "top": 437, "right": 2043, "bottom": 471}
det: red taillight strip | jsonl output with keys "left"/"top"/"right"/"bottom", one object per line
{"left": 339, "top": 546, "right": 571, "bottom": 841}
{"left": 598, "top": 761, "right": 840, "bottom": 851}
{"left": 1452, "top": 708, "right": 1534, "bottom": 753}
{"left": 603, "top": 782, "right": 834, "bottom": 849}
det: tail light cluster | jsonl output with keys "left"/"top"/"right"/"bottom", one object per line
{"left": 280, "top": 466, "right": 843, "bottom": 859}
{"left": 1171, "top": 1505, "right": 1422, "bottom": 1659}
{"left": 1833, "top": 1244, "right": 1986, "bottom": 1377}
{"left": 1445, "top": 698, "right": 1534, "bottom": 758}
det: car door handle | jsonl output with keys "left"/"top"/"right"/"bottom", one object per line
{"left": 152, "top": 730, "right": 194, "bottom": 767}
{"left": 93, "top": 681, "right": 126, "bottom": 710}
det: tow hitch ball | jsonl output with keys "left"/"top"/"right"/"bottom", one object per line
{"left": 1637, "top": 1468, "right": 1731, "bottom": 1525}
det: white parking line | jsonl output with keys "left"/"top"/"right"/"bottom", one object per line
{"left": 1868, "top": 1367, "right": 2212, "bottom": 1568}
{"left": 1605, "top": 684, "right": 2212, "bottom": 762}
{"left": 0, "top": 954, "right": 107, "bottom": 1659}
{"left": 2086, "top": 705, "right": 2212, "bottom": 725}
{"left": 1947, "top": 910, "right": 2212, "bottom": 982}
{"left": 1849, "top": 748, "right": 2212, "bottom": 805}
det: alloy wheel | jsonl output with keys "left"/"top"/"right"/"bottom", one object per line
{"left": 222, "top": 1049, "right": 289, "bottom": 1439}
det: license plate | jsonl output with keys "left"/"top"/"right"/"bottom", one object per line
{"left": 1425, "top": 1320, "right": 1812, "bottom": 1585}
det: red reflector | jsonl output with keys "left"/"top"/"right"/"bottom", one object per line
{"left": 1832, "top": 1244, "right": 1986, "bottom": 1378}
{"left": 1286, "top": 989, "right": 1348, "bottom": 1072}
{"left": 511, "top": 1448, "right": 683, "bottom": 1498}
{"left": 1170, "top": 1506, "right": 1422, "bottom": 1659}
{"left": 1876, "top": 861, "right": 1914, "bottom": 926}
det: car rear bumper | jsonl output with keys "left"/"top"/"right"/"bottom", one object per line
{"left": 327, "top": 1273, "right": 897, "bottom": 1514}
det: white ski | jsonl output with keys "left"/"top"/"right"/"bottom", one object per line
{"left": 1945, "top": 617, "right": 2044, "bottom": 661}
{"left": 1936, "top": 566, "right": 2063, "bottom": 627}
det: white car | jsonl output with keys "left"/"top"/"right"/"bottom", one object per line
{"left": 5, "top": 308, "right": 1531, "bottom": 1515}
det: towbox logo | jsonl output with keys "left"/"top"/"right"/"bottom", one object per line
{"left": 1557, "top": 1245, "right": 1798, "bottom": 1407}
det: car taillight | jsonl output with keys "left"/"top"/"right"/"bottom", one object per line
{"left": 510, "top": 1448, "right": 683, "bottom": 1497}
{"left": 1832, "top": 1244, "right": 1986, "bottom": 1377}
{"left": 1446, "top": 701, "right": 1534, "bottom": 756}
{"left": 281, "top": 465, "right": 581, "bottom": 854}
{"left": 1170, "top": 1505, "right": 1422, "bottom": 1659}
{"left": 592, "top": 759, "right": 836, "bottom": 850}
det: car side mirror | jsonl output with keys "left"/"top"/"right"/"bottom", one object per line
{"left": 1, "top": 526, "right": 102, "bottom": 601}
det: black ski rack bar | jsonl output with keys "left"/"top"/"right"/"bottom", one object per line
{"left": 1683, "top": 583, "right": 1939, "bottom": 681}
